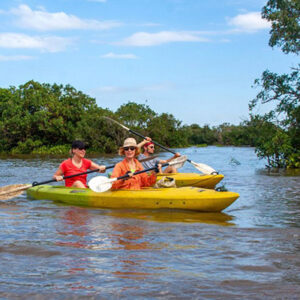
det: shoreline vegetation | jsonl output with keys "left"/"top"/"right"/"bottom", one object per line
{"left": 0, "top": 79, "right": 298, "bottom": 169}
{"left": 0, "top": 80, "right": 271, "bottom": 151}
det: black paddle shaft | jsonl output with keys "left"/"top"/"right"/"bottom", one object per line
{"left": 129, "top": 129, "right": 175, "bottom": 153}
{"left": 129, "top": 129, "right": 192, "bottom": 163}
{"left": 117, "top": 162, "right": 169, "bottom": 181}
{"left": 30, "top": 154, "right": 158, "bottom": 187}
{"left": 32, "top": 164, "right": 115, "bottom": 187}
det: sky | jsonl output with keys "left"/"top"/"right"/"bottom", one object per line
{"left": 0, "top": 0, "right": 298, "bottom": 126}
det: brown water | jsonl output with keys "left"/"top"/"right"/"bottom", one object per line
{"left": 1, "top": 146, "right": 300, "bottom": 299}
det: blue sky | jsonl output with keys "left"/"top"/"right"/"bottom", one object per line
{"left": 0, "top": 0, "right": 298, "bottom": 126}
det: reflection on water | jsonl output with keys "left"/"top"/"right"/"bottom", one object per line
{"left": 104, "top": 209, "right": 235, "bottom": 226}
{"left": 56, "top": 207, "right": 91, "bottom": 249}
{"left": 0, "top": 146, "right": 300, "bottom": 298}
{"left": 109, "top": 222, "right": 153, "bottom": 280}
{"left": 110, "top": 223, "right": 152, "bottom": 250}
{"left": 257, "top": 168, "right": 300, "bottom": 177}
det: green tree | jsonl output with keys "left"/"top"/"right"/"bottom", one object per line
{"left": 216, "top": 123, "right": 247, "bottom": 146}
{"left": 0, "top": 80, "right": 106, "bottom": 154}
{"left": 186, "top": 124, "right": 217, "bottom": 145}
{"left": 262, "top": 0, "right": 300, "bottom": 54}
{"left": 250, "top": 0, "right": 300, "bottom": 168}
{"left": 115, "top": 102, "right": 188, "bottom": 148}
{"left": 116, "top": 102, "right": 156, "bottom": 130}
{"left": 0, "top": 82, "right": 192, "bottom": 154}
{"left": 147, "top": 113, "right": 187, "bottom": 147}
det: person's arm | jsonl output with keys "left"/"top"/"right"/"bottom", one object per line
{"left": 159, "top": 152, "right": 181, "bottom": 164}
{"left": 111, "top": 163, "right": 131, "bottom": 189}
{"left": 140, "top": 163, "right": 160, "bottom": 186}
{"left": 156, "top": 163, "right": 162, "bottom": 174}
{"left": 53, "top": 167, "right": 64, "bottom": 181}
{"left": 137, "top": 136, "right": 152, "bottom": 149}
{"left": 90, "top": 161, "right": 106, "bottom": 173}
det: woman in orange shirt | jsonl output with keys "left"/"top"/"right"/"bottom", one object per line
{"left": 111, "top": 138, "right": 158, "bottom": 190}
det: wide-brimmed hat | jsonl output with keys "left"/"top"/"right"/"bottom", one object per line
{"left": 119, "top": 138, "right": 140, "bottom": 156}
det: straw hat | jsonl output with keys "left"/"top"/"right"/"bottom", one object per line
{"left": 118, "top": 138, "right": 140, "bottom": 156}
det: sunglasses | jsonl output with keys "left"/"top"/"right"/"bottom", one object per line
{"left": 124, "top": 146, "right": 136, "bottom": 151}
{"left": 77, "top": 147, "right": 86, "bottom": 150}
{"left": 149, "top": 145, "right": 155, "bottom": 149}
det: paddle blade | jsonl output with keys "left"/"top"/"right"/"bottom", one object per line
{"left": 190, "top": 160, "right": 217, "bottom": 175}
{"left": 0, "top": 184, "right": 32, "bottom": 200}
{"left": 168, "top": 155, "right": 187, "bottom": 169}
{"left": 89, "top": 176, "right": 113, "bottom": 193}
{"left": 102, "top": 116, "right": 130, "bottom": 131}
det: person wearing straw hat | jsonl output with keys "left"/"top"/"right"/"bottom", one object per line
{"left": 53, "top": 140, "right": 106, "bottom": 188}
{"left": 110, "top": 137, "right": 159, "bottom": 190}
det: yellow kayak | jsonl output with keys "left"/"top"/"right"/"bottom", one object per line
{"left": 156, "top": 173, "right": 224, "bottom": 188}
{"left": 27, "top": 185, "right": 239, "bottom": 212}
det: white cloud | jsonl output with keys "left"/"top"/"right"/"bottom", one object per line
{"left": 143, "top": 82, "right": 176, "bottom": 91}
{"left": 228, "top": 12, "right": 270, "bottom": 32}
{"left": 10, "top": 4, "right": 121, "bottom": 31}
{"left": 101, "top": 52, "right": 138, "bottom": 59}
{"left": 0, "top": 55, "right": 35, "bottom": 61}
{"left": 117, "top": 31, "right": 209, "bottom": 46}
{"left": 0, "top": 33, "right": 72, "bottom": 52}
{"left": 220, "top": 38, "right": 231, "bottom": 43}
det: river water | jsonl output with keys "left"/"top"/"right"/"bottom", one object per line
{"left": 1, "top": 146, "right": 300, "bottom": 299}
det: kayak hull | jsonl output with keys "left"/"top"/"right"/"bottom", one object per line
{"left": 157, "top": 173, "right": 224, "bottom": 188}
{"left": 27, "top": 185, "right": 239, "bottom": 212}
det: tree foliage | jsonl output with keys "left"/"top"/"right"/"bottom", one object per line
{"left": 249, "top": 0, "right": 300, "bottom": 168}
{"left": 116, "top": 101, "right": 156, "bottom": 130}
{"left": 186, "top": 124, "right": 217, "bottom": 145}
{"left": 1, "top": 81, "right": 270, "bottom": 155}
{"left": 0, "top": 81, "right": 117, "bottom": 154}
{"left": 262, "top": 0, "right": 300, "bottom": 54}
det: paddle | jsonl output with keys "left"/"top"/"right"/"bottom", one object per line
{"left": 103, "top": 116, "right": 218, "bottom": 175}
{"left": 89, "top": 156, "right": 187, "bottom": 193}
{"left": 0, "top": 156, "right": 158, "bottom": 200}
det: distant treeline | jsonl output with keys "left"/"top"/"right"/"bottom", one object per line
{"left": 0, "top": 80, "right": 273, "bottom": 154}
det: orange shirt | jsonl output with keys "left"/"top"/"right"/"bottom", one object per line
{"left": 111, "top": 158, "right": 156, "bottom": 190}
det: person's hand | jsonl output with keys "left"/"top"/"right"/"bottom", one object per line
{"left": 98, "top": 165, "right": 106, "bottom": 173}
{"left": 157, "top": 163, "right": 162, "bottom": 174}
{"left": 54, "top": 175, "right": 63, "bottom": 182}
{"left": 123, "top": 171, "right": 134, "bottom": 180}
{"left": 137, "top": 137, "right": 152, "bottom": 148}
{"left": 153, "top": 163, "right": 162, "bottom": 174}
{"left": 142, "top": 136, "right": 152, "bottom": 144}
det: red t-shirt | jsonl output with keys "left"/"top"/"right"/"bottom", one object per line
{"left": 60, "top": 158, "right": 92, "bottom": 187}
